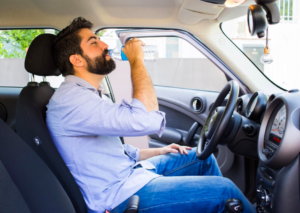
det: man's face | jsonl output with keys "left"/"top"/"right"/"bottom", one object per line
{"left": 78, "top": 28, "right": 115, "bottom": 75}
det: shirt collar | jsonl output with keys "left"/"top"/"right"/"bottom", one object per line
{"left": 65, "top": 75, "right": 103, "bottom": 92}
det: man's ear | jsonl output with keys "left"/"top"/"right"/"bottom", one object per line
{"left": 69, "top": 54, "right": 84, "bottom": 68}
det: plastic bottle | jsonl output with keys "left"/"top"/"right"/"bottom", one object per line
{"left": 109, "top": 45, "right": 158, "bottom": 61}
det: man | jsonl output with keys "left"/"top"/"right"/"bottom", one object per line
{"left": 46, "top": 17, "right": 255, "bottom": 213}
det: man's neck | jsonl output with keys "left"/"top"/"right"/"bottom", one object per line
{"left": 74, "top": 71, "right": 105, "bottom": 90}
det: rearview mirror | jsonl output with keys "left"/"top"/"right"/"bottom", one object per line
{"left": 247, "top": 5, "right": 267, "bottom": 38}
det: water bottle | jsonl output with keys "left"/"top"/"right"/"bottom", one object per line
{"left": 109, "top": 45, "right": 158, "bottom": 61}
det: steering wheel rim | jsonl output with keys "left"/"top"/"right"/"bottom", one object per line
{"left": 196, "top": 80, "right": 239, "bottom": 160}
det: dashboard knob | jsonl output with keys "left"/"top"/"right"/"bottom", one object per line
{"left": 242, "top": 124, "right": 255, "bottom": 136}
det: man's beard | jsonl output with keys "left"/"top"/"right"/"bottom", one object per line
{"left": 83, "top": 49, "right": 116, "bottom": 75}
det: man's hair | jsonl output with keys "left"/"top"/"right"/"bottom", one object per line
{"left": 53, "top": 17, "right": 93, "bottom": 76}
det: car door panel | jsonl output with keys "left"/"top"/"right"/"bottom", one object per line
{"left": 149, "top": 86, "right": 249, "bottom": 193}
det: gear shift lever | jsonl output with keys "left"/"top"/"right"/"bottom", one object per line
{"left": 225, "top": 198, "right": 244, "bottom": 213}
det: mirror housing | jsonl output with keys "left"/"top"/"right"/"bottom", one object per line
{"left": 255, "top": 0, "right": 280, "bottom": 24}
{"left": 247, "top": 5, "right": 267, "bottom": 38}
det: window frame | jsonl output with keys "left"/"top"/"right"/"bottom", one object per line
{"left": 96, "top": 27, "right": 251, "bottom": 95}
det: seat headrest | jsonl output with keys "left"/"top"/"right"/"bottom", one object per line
{"left": 25, "top": 34, "right": 61, "bottom": 76}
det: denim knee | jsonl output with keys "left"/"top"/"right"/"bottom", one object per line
{"left": 206, "top": 153, "right": 218, "bottom": 166}
{"left": 220, "top": 178, "right": 239, "bottom": 197}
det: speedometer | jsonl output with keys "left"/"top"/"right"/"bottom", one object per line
{"left": 271, "top": 105, "right": 286, "bottom": 138}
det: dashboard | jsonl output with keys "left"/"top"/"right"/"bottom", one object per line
{"left": 234, "top": 90, "right": 300, "bottom": 213}
{"left": 235, "top": 90, "right": 300, "bottom": 168}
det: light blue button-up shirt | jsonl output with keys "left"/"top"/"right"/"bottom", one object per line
{"left": 46, "top": 75, "right": 166, "bottom": 213}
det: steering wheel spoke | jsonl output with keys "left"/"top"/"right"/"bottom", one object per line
{"left": 204, "top": 139, "right": 210, "bottom": 150}
{"left": 196, "top": 80, "right": 239, "bottom": 160}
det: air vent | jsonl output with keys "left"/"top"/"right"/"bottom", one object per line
{"left": 191, "top": 98, "right": 204, "bottom": 113}
{"left": 267, "top": 94, "right": 276, "bottom": 106}
{"left": 236, "top": 99, "right": 243, "bottom": 114}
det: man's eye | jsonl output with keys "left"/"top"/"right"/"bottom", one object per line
{"left": 92, "top": 42, "right": 96, "bottom": 44}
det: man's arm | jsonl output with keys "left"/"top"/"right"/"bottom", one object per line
{"left": 123, "top": 38, "right": 158, "bottom": 112}
{"left": 139, "top": 144, "right": 192, "bottom": 161}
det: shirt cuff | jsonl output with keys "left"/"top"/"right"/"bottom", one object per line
{"left": 155, "top": 111, "right": 166, "bottom": 137}
{"left": 121, "top": 98, "right": 166, "bottom": 137}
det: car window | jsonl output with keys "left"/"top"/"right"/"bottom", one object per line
{"left": 0, "top": 29, "right": 64, "bottom": 88}
{"left": 221, "top": 0, "right": 299, "bottom": 91}
{"left": 98, "top": 29, "right": 228, "bottom": 92}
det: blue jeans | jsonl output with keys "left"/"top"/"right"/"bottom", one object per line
{"left": 113, "top": 148, "right": 256, "bottom": 213}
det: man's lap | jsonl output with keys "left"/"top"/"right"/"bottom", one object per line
{"left": 113, "top": 176, "right": 237, "bottom": 213}
{"left": 112, "top": 148, "right": 256, "bottom": 213}
{"left": 145, "top": 147, "right": 222, "bottom": 177}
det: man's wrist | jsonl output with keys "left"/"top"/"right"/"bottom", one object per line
{"left": 130, "top": 59, "right": 144, "bottom": 70}
{"left": 157, "top": 148, "right": 163, "bottom": 156}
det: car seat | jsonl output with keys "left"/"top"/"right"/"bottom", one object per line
{"left": 1, "top": 115, "right": 140, "bottom": 213}
{"left": 15, "top": 33, "right": 88, "bottom": 212}
{"left": 15, "top": 33, "right": 140, "bottom": 213}
{"left": 0, "top": 118, "right": 76, "bottom": 213}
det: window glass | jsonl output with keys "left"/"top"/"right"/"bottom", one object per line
{"left": 278, "top": 0, "right": 293, "bottom": 21}
{"left": 221, "top": 1, "right": 300, "bottom": 90}
{"left": 0, "top": 29, "right": 64, "bottom": 87}
{"left": 98, "top": 29, "right": 227, "bottom": 92}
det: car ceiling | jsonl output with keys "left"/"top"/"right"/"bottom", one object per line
{"left": 0, "top": 0, "right": 255, "bottom": 30}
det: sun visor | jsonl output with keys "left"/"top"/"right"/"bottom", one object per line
{"left": 178, "top": 0, "right": 225, "bottom": 25}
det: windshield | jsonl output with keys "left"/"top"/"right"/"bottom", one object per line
{"left": 222, "top": 0, "right": 299, "bottom": 91}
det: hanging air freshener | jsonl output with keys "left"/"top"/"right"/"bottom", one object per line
{"left": 260, "top": 28, "right": 273, "bottom": 64}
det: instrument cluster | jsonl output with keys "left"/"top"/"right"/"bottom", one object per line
{"left": 236, "top": 91, "right": 300, "bottom": 169}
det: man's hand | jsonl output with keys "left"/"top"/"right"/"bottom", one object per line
{"left": 160, "top": 143, "right": 192, "bottom": 155}
{"left": 123, "top": 38, "right": 145, "bottom": 67}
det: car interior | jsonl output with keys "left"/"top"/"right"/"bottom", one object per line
{"left": 0, "top": 0, "right": 299, "bottom": 213}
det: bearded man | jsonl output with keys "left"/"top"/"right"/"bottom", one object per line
{"left": 46, "top": 17, "right": 256, "bottom": 213}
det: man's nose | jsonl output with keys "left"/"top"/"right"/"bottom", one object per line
{"left": 100, "top": 41, "right": 109, "bottom": 50}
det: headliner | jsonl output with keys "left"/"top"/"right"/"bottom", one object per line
{"left": 0, "top": 0, "right": 254, "bottom": 31}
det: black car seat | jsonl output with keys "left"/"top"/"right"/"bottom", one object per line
{"left": 0, "top": 118, "right": 76, "bottom": 213}
{"left": 15, "top": 34, "right": 87, "bottom": 213}
{"left": 1, "top": 116, "right": 140, "bottom": 213}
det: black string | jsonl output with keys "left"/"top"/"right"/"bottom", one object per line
{"left": 266, "top": 27, "right": 269, "bottom": 47}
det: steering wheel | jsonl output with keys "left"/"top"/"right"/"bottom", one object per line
{"left": 197, "top": 80, "right": 239, "bottom": 160}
